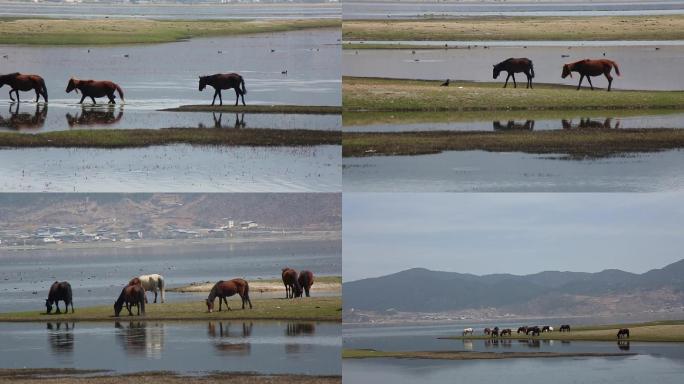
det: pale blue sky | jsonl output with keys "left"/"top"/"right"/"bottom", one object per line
{"left": 344, "top": 193, "right": 684, "bottom": 282}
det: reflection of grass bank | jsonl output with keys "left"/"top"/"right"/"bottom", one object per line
{"left": 0, "top": 296, "right": 341, "bottom": 322}
{"left": 0, "top": 18, "right": 339, "bottom": 45}
{"left": 343, "top": 15, "right": 684, "bottom": 42}
{"left": 0, "top": 369, "right": 340, "bottom": 384}
{"left": 442, "top": 320, "right": 684, "bottom": 342}
{"left": 343, "top": 349, "right": 634, "bottom": 360}
{"left": 0, "top": 128, "right": 340, "bottom": 149}
{"left": 343, "top": 129, "right": 684, "bottom": 158}
{"left": 343, "top": 109, "right": 684, "bottom": 127}
{"left": 169, "top": 276, "right": 342, "bottom": 293}
{"left": 164, "top": 105, "right": 341, "bottom": 114}
{"left": 343, "top": 77, "right": 684, "bottom": 112}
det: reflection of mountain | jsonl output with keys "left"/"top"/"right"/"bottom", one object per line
{"left": 66, "top": 106, "right": 123, "bottom": 127}
{"left": 344, "top": 259, "right": 684, "bottom": 316}
{"left": 114, "top": 321, "right": 164, "bottom": 358}
{"left": 562, "top": 118, "right": 619, "bottom": 130}
{"left": 493, "top": 120, "right": 534, "bottom": 131}
{"left": 47, "top": 322, "right": 75, "bottom": 353}
{"left": 0, "top": 103, "right": 47, "bottom": 131}
{"left": 207, "top": 321, "right": 252, "bottom": 356}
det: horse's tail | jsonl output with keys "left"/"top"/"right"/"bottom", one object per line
{"left": 115, "top": 84, "right": 125, "bottom": 102}
{"left": 240, "top": 77, "right": 247, "bottom": 95}
{"left": 611, "top": 60, "right": 621, "bottom": 76}
{"left": 530, "top": 61, "right": 535, "bottom": 78}
{"left": 158, "top": 276, "right": 165, "bottom": 303}
{"left": 38, "top": 77, "right": 48, "bottom": 102}
{"left": 66, "top": 283, "right": 73, "bottom": 312}
{"left": 139, "top": 288, "right": 146, "bottom": 315}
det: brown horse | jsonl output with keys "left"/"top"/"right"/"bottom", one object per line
{"left": 282, "top": 268, "right": 302, "bottom": 299}
{"left": 198, "top": 73, "right": 247, "bottom": 106}
{"left": 297, "top": 270, "right": 314, "bottom": 298}
{"left": 493, "top": 58, "right": 535, "bottom": 89}
{"left": 46, "top": 281, "right": 74, "bottom": 314}
{"left": 66, "top": 78, "right": 124, "bottom": 104}
{"left": 114, "top": 284, "right": 145, "bottom": 317}
{"left": 500, "top": 328, "right": 512, "bottom": 337}
{"left": 561, "top": 59, "right": 621, "bottom": 91}
{"left": 205, "top": 279, "right": 252, "bottom": 312}
{"left": 0, "top": 73, "right": 48, "bottom": 102}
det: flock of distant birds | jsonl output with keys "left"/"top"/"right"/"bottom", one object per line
{"left": 43, "top": 268, "right": 317, "bottom": 317}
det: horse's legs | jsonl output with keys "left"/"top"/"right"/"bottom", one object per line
{"left": 90, "top": 96, "right": 97, "bottom": 105}
{"left": 218, "top": 90, "right": 223, "bottom": 106}
{"left": 8, "top": 89, "right": 15, "bottom": 102}
{"left": 285, "top": 284, "right": 289, "bottom": 299}
{"left": 605, "top": 72, "right": 613, "bottom": 92}
{"left": 577, "top": 75, "right": 584, "bottom": 90}
{"left": 240, "top": 91, "right": 246, "bottom": 106}
{"left": 587, "top": 76, "right": 594, "bottom": 90}
{"left": 153, "top": 290, "right": 157, "bottom": 304}
{"left": 35, "top": 89, "right": 40, "bottom": 103}
{"left": 15, "top": 90, "right": 20, "bottom": 103}
{"left": 234, "top": 88, "right": 240, "bottom": 106}
{"left": 107, "top": 93, "right": 116, "bottom": 104}
{"left": 223, "top": 297, "right": 230, "bottom": 311}
{"left": 71, "top": 300, "right": 75, "bottom": 313}
{"left": 503, "top": 74, "right": 510, "bottom": 88}
{"left": 211, "top": 90, "right": 218, "bottom": 106}
{"left": 55, "top": 302, "right": 61, "bottom": 314}
{"left": 512, "top": 73, "right": 517, "bottom": 88}
{"left": 218, "top": 297, "right": 222, "bottom": 312}
{"left": 79, "top": 95, "right": 86, "bottom": 104}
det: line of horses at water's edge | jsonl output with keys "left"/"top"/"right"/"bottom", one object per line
{"left": 0, "top": 72, "right": 247, "bottom": 105}
{"left": 464, "top": 324, "right": 631, "bottom": 339}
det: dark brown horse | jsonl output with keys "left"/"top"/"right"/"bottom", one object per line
{"left": 282, "top": 268, "right": 302, "bottom": 299}
{"left": 66, "top": 78, "right": 124, "bottom": 104}
{"left": 527, "top": 326, "right": 541, "bottom": 336}
{"left": 559, "top": 324, "right": 571, "bottom": 332}
{"left": 517, "top": 326, "right": 528, "bottom": 334}
{"left": 66, "top": 105, "right": 123, "bottom": 127}
{"left": 0, "top": 73, "right": 48, "bottom": 102}
{"left": 198, "top": 73, "right": 247, "bottom": 106}
{"left": 493, "top": 58, "right": 535, "bottom": 89}
{"left": 205, "top": 279, "right": 252, "bottom": 312}
{"left": 114, "top": 284, "right": 146, "bottom": 317}
{"left": 500, "top": 328, "right": 512, "bottom": 337}
{"left": 617, "top": 328, "right": 630, "bottom": 339}
{"left": 46, "top": 281, "right": 74, "bottom": 314}
{"left": 0, "top": 103, "right": 47, "bottom": 131}
{"left": 297, "top": 270, "right": 314, "bottom": 298}
{"left": 561, "top": 59, "right": 621, "bottom": 91}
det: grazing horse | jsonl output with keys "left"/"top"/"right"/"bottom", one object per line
{"left": 205, "top": 279, "right": 252, "bottom": 312}
{"left": 500, "top": 328, "right": 512, "bottom": 337}
{"left": 282, "top": 268, "right": 302, "bottom": 299}
{"left": 130, "top": 274, "right": 165, "bottom": 304}
{"left": 484, "top": 327, "right": 491, "bottom": 336}
{"left": 462, "top": 327, "right": 474, "bottom": 336}
{"left": 198, "top": 73, "right": 247, "bottom": 106}
{"left": 617, "top": 328, "right": 630, "bottom": 339}
{"left": 517, "top": 326, "right": 528, "bottom": 334}
{"left": 493, "top": 58, "right": 535, "bottom": 89}
{"left": 0, "top": 73, "right": 48, "bottom": 103}
{"left": 66, "top": 78, "right": 124, "bottom": 104}
{"left": 542, "top": 326, "right": 553, "bottom": 332}
{"left": 527, "top": 326, "right": 541, "bottom": 336}
{"left": 46, "top": 281, "right": 74, "bottom": 314}
{"left": 559, "top": 324, "right": 571, "bottom": 332}
{"left": 561, "top": 59, "right": 621, "bottom": 91}
{"left": 297, "top": 270, "right": 314, "bottom": 298}
{"left": 114, "top": 284, "right": 145, "bottom": 317}
{"left": 490, "top": 327, "right": 500, "bottom": 338}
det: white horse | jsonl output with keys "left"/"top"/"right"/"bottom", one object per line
{"left": 136, "top": 274, "right": 165, "bottom": 303}
{"left": 462, "top": 327, "right": 474, "bottom": 336}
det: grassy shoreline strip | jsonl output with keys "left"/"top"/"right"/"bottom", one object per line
{"left": 0, "top": 296, "right": 341, "bottom": 322}
{"left": 343, "top": 15, "right": 684, "bottom": 42}
{"left": 167, "top": 276, "right": 342, "bottom": 293}
{"left": 0, "top": 127, "right": 340, "bottom": 149}
{"left": 343, "top": 349, "right": 635, "bottom": 360}
{"left": 0, "top": 18, "right": 339, "bottom": 45}
{"left": 162, "top": 105, "right": 341, "bottom": 114}
{"left": 343, "top": 129, "right": 684, "bottom": 158}
{"left": 343, "top": 77, "right": 684, "bottom": 112}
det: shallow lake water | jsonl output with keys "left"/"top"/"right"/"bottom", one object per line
{"left": 0, "top": 239, "right": 341, "bottom": 313}
{"left": 343, "top": 0, "right": 684, "bottom": 19}
{"left": 344, "top": 44, "right": 684, "bottom": 90}
{"left": 0, "top": 144, "right": 340, "bottom": 192}
{"left": 0, "top": 320, "right": 340, "bottom": 375}
{"left": 0, "top": 102, "right": 340, "bottom": 132}
{"left": 0, "top": 29, "right": 341, "bottom": 107}
{"left": 343, "top": 150, "right": 684, "bottom": 192}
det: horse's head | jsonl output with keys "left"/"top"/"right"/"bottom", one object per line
{"left": 205, "top": 298, "right": 214, "bottom": 313}
{"left": 561, "top": 64, "right": 573, "bottom": 79}
{"left": 113, "top": 301, "right": 123, "bottom": 317}
{"left": 198, "top": 76, "right": 207, "bottom": 91}
{"left": 45, "top": 299, "right": 53, "bottom": 314}
{"left": 492, "top": 64, "right": 501, "bottom": 79}
{"left": 66, "top": 78, "right": 78, "bottom": 94}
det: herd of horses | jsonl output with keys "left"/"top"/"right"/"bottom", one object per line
{"left": 0, "top": 72, "right": 247, "bottom": 105}
{"left": 463, "top": 324, "right": 631, "bottom": 339}
{"left": 44, "top": 268, "right": 316, "bottom": 317}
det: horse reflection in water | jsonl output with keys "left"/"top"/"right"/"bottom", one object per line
{"left": 66, "top": 105, "right": 124, "bottom": 127}
{"left": 198, "top": 113, "right": 246, "bottom": 129}
{"left": 493, "top": 120, "right": 535, "bottom": 131}
{"left": 518, "top": 339, "right": 541, "bottom": 349}
{"left": 0, "top": 103, "right": 47, "bottom": 131}
{"left": 285, "top": 322, "right": 316, "bottom": 354}
{"left": 207, "top": 321, "right": 252, "bottom": 356}
{"left": 114, "top": 321, "right": 164, "bottom": 359}
{"left": 617, "top": 340, "right": 630, "bottom": 351}
{"left": 47, "top": 322, "right": 75, "bottom": 354}
{"left": 484, "top": 338, "right": 512, "bottom": 349}
{"left": 562, "top": 118, "right": 620, "bottom": 130}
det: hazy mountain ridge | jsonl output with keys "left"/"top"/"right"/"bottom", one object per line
{"left": 344, "top": 260, "right": 684, "bottom": 315}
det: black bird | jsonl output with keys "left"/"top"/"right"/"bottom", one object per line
{"left": 440, "top": 79, "right": 450, "bottom": 87}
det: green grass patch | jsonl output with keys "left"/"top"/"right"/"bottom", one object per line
{"left": 342, "top": 349, "right": 635, "bottom": 360}
{"left": 0, "top": 296, "right": 341, "bottom": 322}
{"left": 343, "top": 16, "right": 684, "bottom": 42}
{"left": 0, "top": 127, "right": 340, "bottom": 149}
{"left": 343, "top": 129, "right": 684, "bottom": 158}
{"left": 164, "top": 105, "right": 341, "bottom": 114}
{"left": 343, "top": 77, "right": 684, "bottom": 112}
{"left": 0, "top": 18, "right": 339, "bottom": 45}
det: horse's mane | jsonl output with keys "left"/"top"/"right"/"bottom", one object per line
{"left": 208, "top": 280, "right": 224, "bottom": 301}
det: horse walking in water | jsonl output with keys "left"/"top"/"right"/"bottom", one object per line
{"left": 205, "top": 279, "right": 252, "bottom": 312}
{"left": 297, "top": 270, "right": 314, "bottom": 298}
{"left": 66, "top": 78, "right": 124, "bottom": 104}
{"left": 617, "top": 328, "right": 630, "bottom": 339}
{"left": 493, "top": 58, "right": 535, "bottom": 89}
{"left": 114, "top": 284, "right": 145, "bottom": 317}
{"left": 129, "top": 274, "right": 165, "bottom": 303}
{"left": 282, "top": 268, "right": 302, "bottom": 299}
{"left": 198, "top": 73, "right": 247, "bottom": 106}
{"left": 561, "top": 59, "right": 621, "bottom": 91}
{"left": 46, "top": 281, "right": 74, "bottom": 314}
{"left": 0, "top": 73, "right": 48, "bottom": 102}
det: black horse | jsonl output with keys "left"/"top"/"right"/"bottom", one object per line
{"left": 493, "top": 58, "right": 535, "bottom": 88}
{"left": 617, "top": 328, "right": 630, "bottom": 339}
{"left": 559, "top": 324, "right": 571, "bottom": 332}
{"left": 517, "top": 326, "right": 528, "bottom": 334}
{"left": 46, "top": 281, "right": 74, "bottom": 314}
{"left": 542, "top": 325, "right": 552, "bottom": 333}
{"left": 198, "top": 73, "right": 247, "bottom": 106}
{"left": 527, "top": 326, "right": 541, "bottom": 336}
